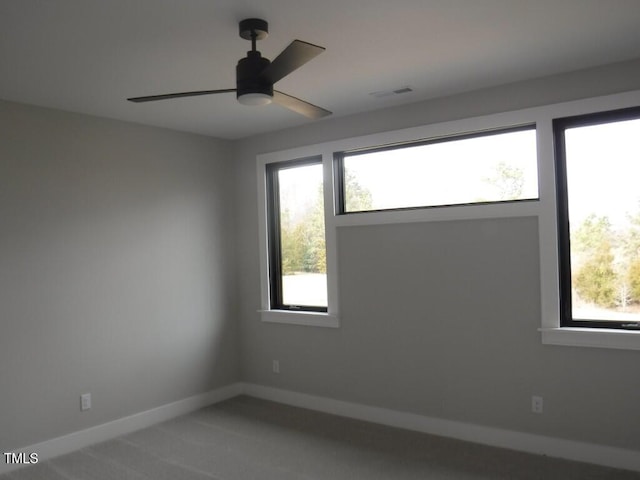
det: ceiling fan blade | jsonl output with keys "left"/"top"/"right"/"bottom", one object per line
{"left": 127, "top": 89, "right": 236, "bottom": 103}
{"left": 273, "top": 90, "right": 331, "bottom": 119}
{"left": 261, "top": 40, "right": 325, "bottom": 84}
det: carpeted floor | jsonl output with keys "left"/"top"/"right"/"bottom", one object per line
{"left": 3, "top": 395, "right": 639, "bottom": 479}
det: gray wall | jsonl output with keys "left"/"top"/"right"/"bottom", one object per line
{"left": 0, "top": 101, "right": 239, "bottom": 450}
{"left": 4, "top": 57, "right": 640, "bottom": 455}
{"left": 233, "top": 58, "right": 640, "bottom": 451}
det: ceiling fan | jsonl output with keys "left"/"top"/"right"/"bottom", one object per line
{"left": 127, "top": 18, "right": 331, "bottom": 119}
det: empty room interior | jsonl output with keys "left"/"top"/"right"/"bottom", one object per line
{"left": 2, "top": 1, "right": 640, "bottom": 478}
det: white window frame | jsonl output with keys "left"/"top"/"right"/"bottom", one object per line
{"left": 256, "top": 89, "right": 640, "bottom": 349}
{"left": 257, "top": 151, "right": 340, "bottom": 328}
{"left": 538, "top": 91, "right": 640, "bottom": 350}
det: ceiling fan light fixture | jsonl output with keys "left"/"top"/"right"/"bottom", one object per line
{"left": 237, "top": 92, "right": 273, "bottom": 106}
{"left": 127, "top": 18, "right": 331, "bottom": 119}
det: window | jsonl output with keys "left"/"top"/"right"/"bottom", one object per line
{"left": 265, "top": 157, "right": 328, "bottom": 312}
{"left": 554, "top": 106, "right": 640, "bottom": 330}
{"left": 256, "top": 88, "right": 640, "bottom": 345}
{"left": 335, "top": 126, "right": 538, "bottom": 214}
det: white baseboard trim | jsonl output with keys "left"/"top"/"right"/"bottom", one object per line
{"left": 5, "top": 382, "right": 639, "bottom": 475}
{"left": 0, "top": 383, "right": 243, "bottom": 475}
{"left": 241, "top": 383, "right": 640, "bottom": 473}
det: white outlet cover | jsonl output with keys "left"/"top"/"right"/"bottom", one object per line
{"left": 531, "top": 395, "right": 543, "bottom": 414}
{"left": 81, "top": 393, "right": 91, "bottom": 411}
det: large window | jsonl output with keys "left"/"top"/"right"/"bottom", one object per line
{"left": 265, "top": 157, "right": 328, "bottom": 312}
{"left": 554, "top": 107, "right": 640, "bottom": 329}
{"left": 335, "top": 126, "right": 538, "bottom": 214}
{"left": 257, "top": 89, "right": 640, "bottom": 347}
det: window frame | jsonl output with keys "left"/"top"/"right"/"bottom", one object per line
{"left": 257, "top": 150, "right": 339, "bottom": 328}
{"left": 256, "top": 88, "right": 640, "bottom": 348}
{"left": 265, "top": 156, "right": 328, "bottom": 313}
{"left": 553, "top": 106, "right": 640, "bottom": 330}
{"left": 334, "top": 125, "right": 538, "bottom": 215}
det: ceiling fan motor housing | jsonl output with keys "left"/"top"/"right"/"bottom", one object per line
{"left": 236, "top": 51, "right": 273, "bottom": 99}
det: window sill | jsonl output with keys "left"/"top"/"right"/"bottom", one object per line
{"left": 540, "top": 327, "right": 640, "bottom": 351}
{"left": 259, "top": 310, "right": 340, "bottom": 328}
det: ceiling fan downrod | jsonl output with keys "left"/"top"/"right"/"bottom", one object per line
{"left": 236, "top": 19, "right": 273, "bottom": 105}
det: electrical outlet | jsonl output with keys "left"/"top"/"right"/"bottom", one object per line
{"left": 272, "top": 360, "right": 280, "bottom": 374}
{"left": 532, "top": 395, "right": 543, "bottom": 414}
{"left": 80, "top": 393, "right": 91, "bottom": 411}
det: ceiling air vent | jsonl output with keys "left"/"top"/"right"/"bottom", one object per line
{"left": 369, "top": 86, "right": 413, "bottom": 98}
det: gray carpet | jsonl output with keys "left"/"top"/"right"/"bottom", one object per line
{"left": 3, "top": 395, "right": 639, "bottom": 479}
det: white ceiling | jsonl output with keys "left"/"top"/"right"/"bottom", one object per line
{"left": 2, "top": 0, "right": 640, "bottom": 140}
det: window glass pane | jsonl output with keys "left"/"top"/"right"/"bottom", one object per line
{"left": 342, "top": 128, "right": 537, "bottom": 212}
{"left": 277, "top": 163, "right": 327, "bottom": 307}
{"left": 565, "top": 118, "right": 640, "bottom": 323}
